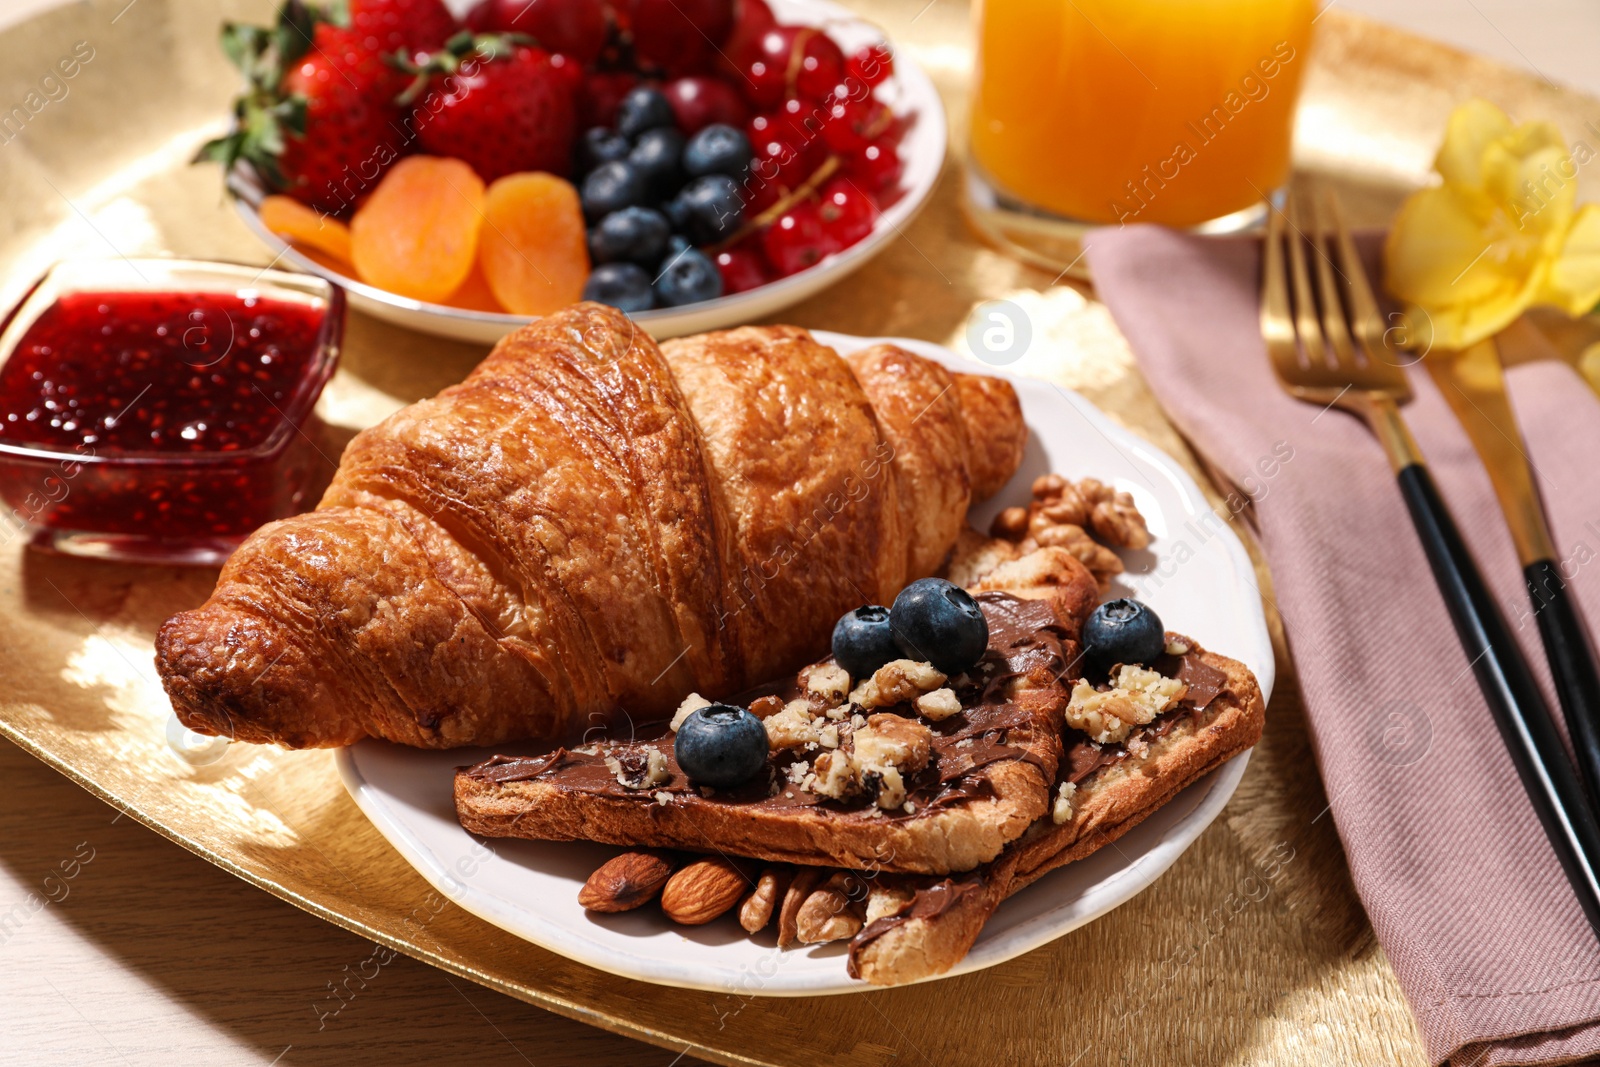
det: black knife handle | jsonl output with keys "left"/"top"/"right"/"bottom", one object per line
{"left": 1526, "top": 557, "right": 1600, "bottom": 812}
{"left": 1397, "top": 463, "right": 1600, "bottom": 938}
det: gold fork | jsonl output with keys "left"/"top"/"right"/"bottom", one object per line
{"left": 1261, "top": 187, "right": 1600, "bottom": 937}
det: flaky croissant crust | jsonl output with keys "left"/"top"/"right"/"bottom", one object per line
{"left": 157, "top": 305, "right": 1026, "bottom": 748}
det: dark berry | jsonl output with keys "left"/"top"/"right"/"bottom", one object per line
{"left": 683, "top": 123, "right": 753, "bottom": 180}
{"left": 582, "top": 262, "right": 655, "bottom": 313}
{"left": 654, "top": 246, "right": 724, "bottom": 307}
{"left": 832, "top": 605, "right": 898, "bottom": 680}
{"left": 889, "top": 577, "right": 989, "bottom": 675}
{"left": 673, "top": 174, "right": 744, "bottom": 244}
{"left": 579, "top": 127, "right": 632, "bottom": 172}
{"left": 616, "top": 86, "right": 676, "bottom": 139}
{"left": 674, "top": 703, "right": 767, "bottom": 787}
{"left": 628, "top": 126, "right": 686, "bottom": 193}
{"left": 589, "top": 206, "right": 671, "bottom": 267}
{"left": 1082, "top": 599, "right": 1165, "bottom": 676}
{"left": 580, "top": 160, "right": 649, "bottom": 222}
{"left": 663, "top": 75, "right": 750, "bottom": 135}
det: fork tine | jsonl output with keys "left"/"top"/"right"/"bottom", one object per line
{"left": 1260, "top": 199, "right": 1295, "bottom": 368}
{"left": 1284, "top": 191, "right": 1325, "bottom": 369}
{"left": 1307, "top": 188, "right": 1358, "bottom": 370}
{"left": 1325, "top": 188, "right": 1388, "bottom": 357}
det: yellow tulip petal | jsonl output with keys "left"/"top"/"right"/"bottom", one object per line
{"left": 1384, "top": 184, "right": 1521, "bottom": 306}
{"left": 1434, "top": 99, "right": 1513, "bottom": 190}
{"left": 1543, "top": 203, "right": 1600, "bottom": 314}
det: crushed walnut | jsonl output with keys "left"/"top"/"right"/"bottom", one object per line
{"left": 849, "top": 658, "right": 947, "bottom": 709}
{"left": 605, "top": 746, "right": 670, "bottom": 790}
{"left": 764, "top": 699, "right": 822, "bottom": 751}
{"left": 803, "top": 713, "right": 933, "bottom": 811}
{"left": 1051, "top": 781, "right": 1078, "bottom": 824}
{"left": 670, "top": 692, "right": 712, "bottom": 732}
{"left": 1065, "top": 665, "right": 1187, "bottom": 744}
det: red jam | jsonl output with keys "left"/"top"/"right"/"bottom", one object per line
{"left": 0, "top": 291, "right": 322, "bottom": 453}
{"left": 0, "top": 288, "right": 337, "bottom": 551}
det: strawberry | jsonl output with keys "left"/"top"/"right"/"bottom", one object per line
{"left": 196, "top": 0, "right": 413, "bottom": 215}
{"left": 401, "top": 34, "right": 576, "bottom": 183}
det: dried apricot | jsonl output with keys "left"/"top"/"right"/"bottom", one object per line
{"left": 478, "top": 172, "right": 589, "bottom": 316}
{"left": 443, "top": 262, "right": 505, "bottom": 313}
{"left": 350, "top": 156, "right": 485, "bottom": 303}
{"left": 259, "top": 195, "right": 352, "bottom": 266}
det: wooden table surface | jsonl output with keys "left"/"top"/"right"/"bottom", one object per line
{"left": 2, "top": 1, "right": 1597, "bottom": 1065}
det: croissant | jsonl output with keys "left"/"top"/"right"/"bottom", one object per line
{"left": 156, "top": 304, "right": 1026, "bottom": 748}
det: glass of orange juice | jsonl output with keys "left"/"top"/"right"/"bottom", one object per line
{"left": 965, "top": 0, "right": 1316, "bottom": 275}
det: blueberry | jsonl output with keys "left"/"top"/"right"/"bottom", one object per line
{"left": 1082, "top": 598, "right": 1165, "bottom": 675}
{"left": 582, "top": 262, "right": 655, "bottom": 312}
{"left": 579, "top": 127, "right": 630, "bottom": 172}
{"left": 628, "top": 126, "right": 685, "bottom": 193}
{"left": 683, "top": 124, "right": 753, "bottom": 180}
{"left": 673, "top": 174, "right": 744, "bottom": 244}
{"left": 889, "top": 577, "right": 989, "bottom": 675}
{"left": 674, "top": 703, "right": 768, "bottom": 787}
{"left": 589, "top": 206, "right": 671, "bottom": 267}
{"left": 653, "top": 246, "right": 724, "bottom": 307}
{"left": 832, "top": 605, "right": 899, "bottom": 680}
{"left": 616, "top": 87, "right": 676, "bottom": 140}
{"left": 580, "top": 161, "right": 649, "bottom": 223}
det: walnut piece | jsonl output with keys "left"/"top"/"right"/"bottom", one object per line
{"left": 670, "top": 692, "right": 711, "bottom": 732}
{"left": 803, "top": 663, "right": 851, "bottom": 708}
{"left": 802, "top": 713, "right": 933, "bottom": 811}
{"left": 1051, "top": 781, "right": 1078, "bottom": 825}
{"left": 850, "top": 658, "right": 947, "bottom": 709}
{"left": 764, "top": 700, "right": 821, "bottom": 751}
{"left": 984, "top": 473, "right": 1152, "bottom": 590}
{"left": 1065, "top": 665, "right": 1187, "bottom": 744}
{"left": 604, "top": 746, "right": 670, "bottom": 789}
{"left": 914, "top": 687, "right": 962, "bottom": 722}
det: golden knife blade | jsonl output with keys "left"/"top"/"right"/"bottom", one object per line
{"left": 1427, "top": 327, "right": 1555, "bottom": 569}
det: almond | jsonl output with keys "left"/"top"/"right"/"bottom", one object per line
{"left": 660, "top": 856, "right": 748, "bottom": 925}
{"left": 578, "top": 849, "right": 676, "bottom": 913}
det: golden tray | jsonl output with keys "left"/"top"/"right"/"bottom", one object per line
{"left": 4, "top": 3, "right": 1599, "bottom": 1064}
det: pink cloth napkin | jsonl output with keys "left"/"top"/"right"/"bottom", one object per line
{"left": 1086, "top": 225, "right": 1600, "bottom": 1067}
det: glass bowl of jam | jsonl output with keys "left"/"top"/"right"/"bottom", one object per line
{"left": 0, "top": 258, "right": 345, "bottom": 564}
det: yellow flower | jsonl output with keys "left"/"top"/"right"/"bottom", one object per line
{"left": 1383, "top": 99, "right": 1600, "bottom": 349}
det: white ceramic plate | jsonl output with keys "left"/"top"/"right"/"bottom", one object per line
{"left": 336, "top": 332, "right": 1275, "bottom": 995}
{"left": 228, "top": 0, "right": 947, "bottom": 343}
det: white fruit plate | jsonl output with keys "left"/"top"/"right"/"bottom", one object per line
{"left": 227, "top": 0, "right": 946, "bottom": 343}
{"left": 336, "top": 333, "right": 1276, "bottom": 996}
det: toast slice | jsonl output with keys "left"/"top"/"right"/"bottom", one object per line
{"left": 842, "top": 638, "right": 1265, "bottom": 985}
{"left": 455, "top": 554, "right": 1101, "bottom": 876}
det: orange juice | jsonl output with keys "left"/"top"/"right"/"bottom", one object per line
{"left": 969, "top": 0, "right": 1315, "bottom": 228}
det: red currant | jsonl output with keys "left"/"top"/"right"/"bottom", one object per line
{"left": 846, "top": 43, "right": 894, "bottom": 88}
{"left": 741, "top": 57, "right": 787, "bottom": 109}
{"left": 715, "top": 244, "right": 771, "bottom": 293}
{"left": 844, "top": 138, "right": 902, "bottom": 191}
{"left": 747, "top": 112, "right": 826, "bottom": 190}
{"left": 749, "top": 26, "right": 846, "bottom": 105}
{"left": 792, "top": 29, "right": 845, "bottom": 101}
{"left": 762, "top": 198, "right": 840, "bottom": 276}
{"left": 821, "top": 97, "right": 888, "bottom": 154}
{"left": 817, "top": 177, "right": 877, "bottom": 248}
